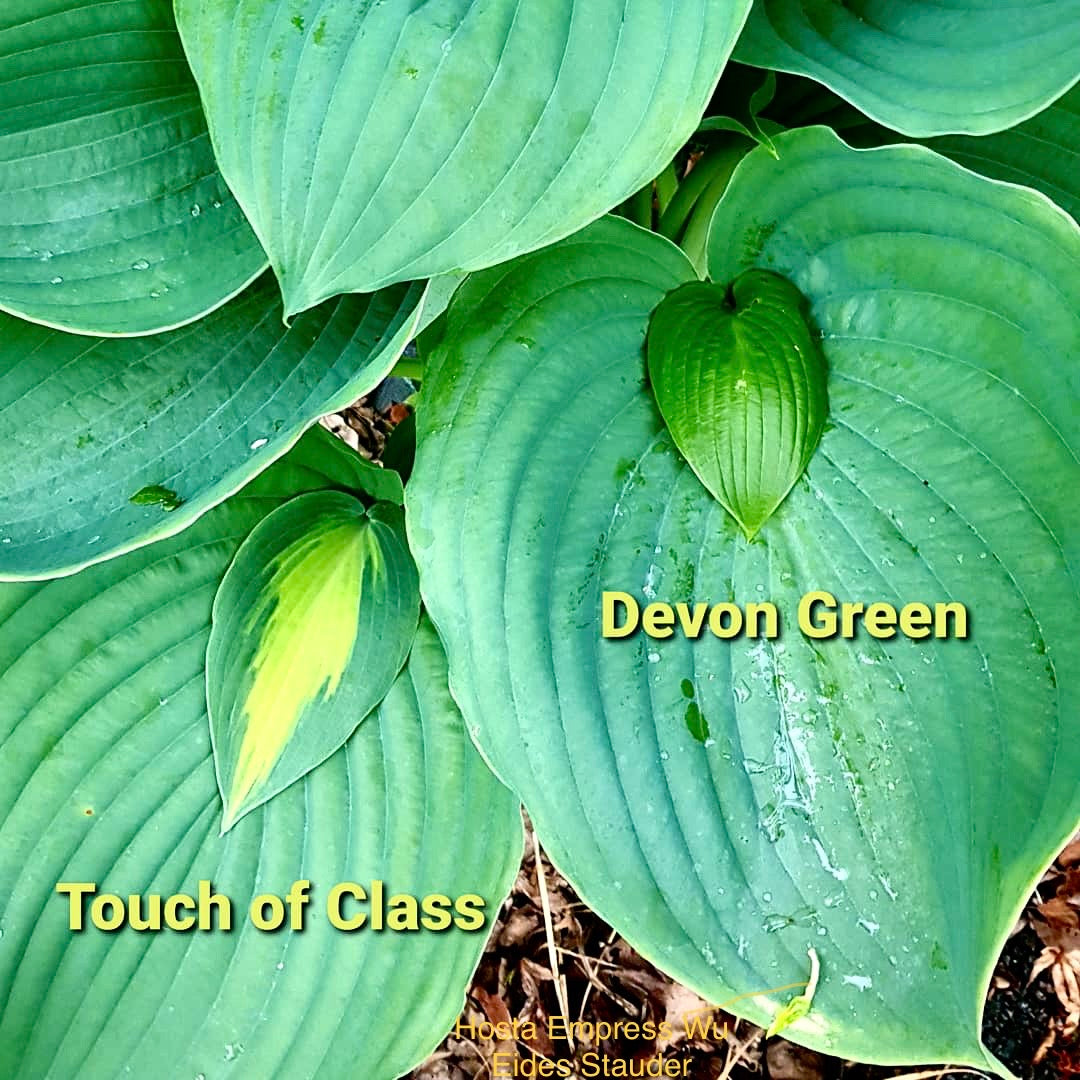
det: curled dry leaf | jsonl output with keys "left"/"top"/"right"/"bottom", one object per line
{"left": 1031, "top": 844, "right": 1080, "bottom": 1037}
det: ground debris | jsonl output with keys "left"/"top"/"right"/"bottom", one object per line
{"left": 319, "top": 377, "right": 414, "bottom": 459}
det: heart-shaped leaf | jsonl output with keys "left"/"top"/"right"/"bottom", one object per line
{"left": 735, "top": 1, "right": 1080, "bottom": 137}
{"left": 407, "top": 146, "right": 1080, "bottom": 1074}
{"left": 0, "top": 275, "right": 423, "bottom": 581}
{"left": 0, "top": 0, "right": 268, "bottom": 336}
{"left": 208, "top": 492, "right": 420, "bottom": 832}
{"left": 0, "top": 430, "right": 522, "bottom": 1079}
{"left": 173, "top": 0, "right": 753, "bottom": 317}
{"left": 647, "top": 272, "right": 828, "bottom": 538}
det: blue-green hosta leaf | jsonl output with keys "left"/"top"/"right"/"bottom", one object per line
{"left": 407, "top": 179, "right": 1080, "bottom": 1073}
{"left": 0, "top": 0, "right": 268, "bottom": 336}
{"left": 0, "top": 431, "right": 522, "bottom": 1080}
{"left": 208, "top": 493, "right": 420, "bottom": 832}
{"left": 823, "top": 84, "right": 1080, "bottom": 230}
{"left": 646, "top": 273, "right": 828, "bottom": 539}
{"left": 321, "top": 446, "right": 406, "bottom": 508}
{"left": 757, "top": 76, "right": 1080, "bottom": 230}
{"left": 735, "top": 1, "right": 1080, "bottom": 137}
{"left": 920, "top": 88, "right": 1080, "bottom": 226}
{"left": 0, "top": 274, "right": 424, "bottom": 581}
{"left": 173, "top": 0, "right": 753, "bottom": 318}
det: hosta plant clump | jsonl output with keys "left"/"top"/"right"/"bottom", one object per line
{"left": 1, "top": 2, "right": 1079, "bottom": 1078}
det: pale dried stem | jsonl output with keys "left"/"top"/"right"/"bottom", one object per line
{"left": 533, "top": 831, "right": 573, "bottom": 1050}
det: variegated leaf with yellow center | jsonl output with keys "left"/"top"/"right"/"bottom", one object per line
{"left": 207, "top": 491, "right": 419, "bottom": 831}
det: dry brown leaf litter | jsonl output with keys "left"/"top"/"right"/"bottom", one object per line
{"left": 319, "top": 402, "right": 400, "bottom": 460}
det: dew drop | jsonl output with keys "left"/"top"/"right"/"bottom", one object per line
{"left": 132, "top": 259, "right": 151, "bottom": 272}
{"left": 50, "top": 276, "right": 63, "bottom": 285}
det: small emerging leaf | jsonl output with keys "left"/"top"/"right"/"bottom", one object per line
{"left": 207, "top": 491, "right": 420, "bottom": 832}
{"left": 767, "top": 948, "right": 820, "bottom": 1038}
{"left": 696, "top": 70, "right": 780, "bottom": 157}
{"left": 647, "top": 271, "right": 829, "bottom": 539}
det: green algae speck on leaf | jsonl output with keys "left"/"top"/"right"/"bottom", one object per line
{"left": 129, "top": 485, "right": 184, "bottom": 512}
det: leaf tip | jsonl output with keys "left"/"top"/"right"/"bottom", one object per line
{"left": 278, "top": 270, "right": 323, "bottom": 326}
{"left": 219, "top": 803, "right": 240, "bottom": 836}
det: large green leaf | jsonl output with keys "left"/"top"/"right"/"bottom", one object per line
{"left": 0, "top": 0, "right": 268, "bottom": 336}
{"left": 0, "top": 432, "right": 522, "bottom": 1080}
{"left": 735, "top": 2, "right": 1080, "bottom": 137}
{"left": 209, "top": 493, "right": 420, "bottom": 831}
{"left": 174, "top": 0, "right": 753, "bottom": 318}
{"left": 824, "top": 85, "right": 1080, "bottom": 230}
{"left": 407, "top": 161, "right": 1080, "bottom": 1074}
{"left": 0, "top": 275, "right": 424, "bottom": 582}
